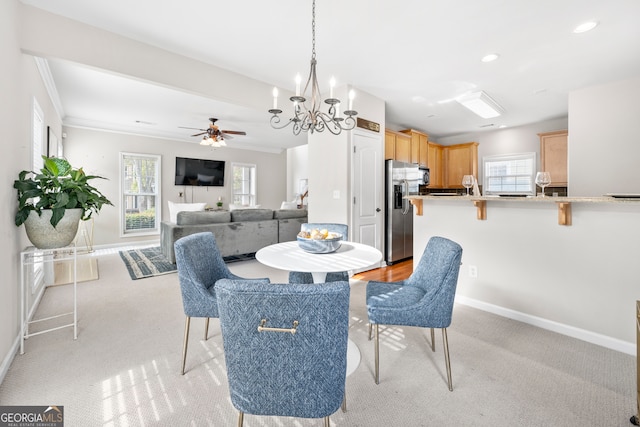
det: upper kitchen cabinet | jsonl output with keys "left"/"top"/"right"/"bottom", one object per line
{"left": 539, "top": 130, "right": 568, "bottom": 187}
{"left": 400, "top": 129, "right": 429, "bottom": 167}
{"left": 427, "top": 141, "right": 444, "bottom": 188}
{"left": 385, "top": 129, "right": 411, "bottom": 163}
{"left": 443, "top": 142, "right": 478, "bottom": 188}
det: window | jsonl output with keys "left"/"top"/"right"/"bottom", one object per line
{"left": 120, "top": 153, "right": 161, "bottom": 235}
{"left": 31, "top": 98, "right": 44, "bottom": 291}
{"left": 483, "top": 152, "right": 536, "bottom": 196}
{"left": 32, "top": 98, "right": 44, "bottom": 172}
{"left": 232, "top": 163, "right": 257, "bottom": 206}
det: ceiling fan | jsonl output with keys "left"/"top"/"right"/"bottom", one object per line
{"left": 179, "top": 117, "right": 246, "bottom": 147}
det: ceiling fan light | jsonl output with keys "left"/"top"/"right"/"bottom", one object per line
{"left": 456, "top": 91, "right": 504, "bottom": 119}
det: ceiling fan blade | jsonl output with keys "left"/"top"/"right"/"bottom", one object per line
{"left": 178, "top": 126, "right": 206, "bottom": 131}
{"left": 221, "top": 130, "right": 246, "bottom": 135}
{"left": 220, "top": 133, "right": 234, "bottom": 140}
{"left": 191, "top": 131, "right": 207, "bottom": 137}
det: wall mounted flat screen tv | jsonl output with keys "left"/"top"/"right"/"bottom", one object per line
{"left": 175, "top": 157, "right": 225, "bottom": 186}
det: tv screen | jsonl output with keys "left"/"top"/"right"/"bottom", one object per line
{"left": 175, "top": 157, "right": 225, "bottom": 187}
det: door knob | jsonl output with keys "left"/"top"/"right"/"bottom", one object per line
{"left": 376, "top": 208, "right": 381, "bottom": 212}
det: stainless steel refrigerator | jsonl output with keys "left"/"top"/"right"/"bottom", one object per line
{"left": 385, "top": 160, "right": 420, "bottom": 264}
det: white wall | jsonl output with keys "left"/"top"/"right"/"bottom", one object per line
{"left": 1, "top": 0, "right": 64, "bottom": 383}
{"left": 413, "top": 199, "right": 639, "bottom": 353}
{"left": 569, "top": 76, "right": 640, "bottom": 196}
{"left": 286, "top": 145, "right": 309, "bottom": 204}
{"left": 63, "top": 127, "right": 288, "bottom": 247}
{"left": 307, "top": 86, "right": 385, "bottom": 225}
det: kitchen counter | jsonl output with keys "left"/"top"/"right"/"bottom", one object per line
{"left": 407, "top": 194, "right": 640, "bottom": 225}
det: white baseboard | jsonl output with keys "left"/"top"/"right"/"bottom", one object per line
{"left": 455, "top": 295, "right": 635, "bottom": 355}
{"left": 0, "top": 336, "right": 19, "bottom": 387}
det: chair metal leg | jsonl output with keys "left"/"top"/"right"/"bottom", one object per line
{"left": 374, "top": 323, "right": 380, "bottom": 385}
{"left": 430, "top": 328, "right": 436, "bottom": 352}
{"left": 368, "top": 323, "right": 372, "bottom": 341}
{"left": 237, "top": 411, "right": 244, "bottom": 427}
{"left": 341, "top": 391, "right": 347, "bottom": 412}
{"left": 442, "top": 328, "right": 453, "bottom": 391}
{"left": 204, "top": 317, "right": 210, "bottom": 340}
{"left": 323, "top": 416, "right": 330, "bottom": 427}
{"left": 181, "top": 316, "right": 191, "bottom": 375}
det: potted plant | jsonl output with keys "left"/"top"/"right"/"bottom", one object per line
{"left": 14, "top": 156, "right": 113, "bottom": 249}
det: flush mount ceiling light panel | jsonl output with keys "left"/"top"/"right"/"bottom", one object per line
{"left": 456, "top": 91, "right": 504, "bottom": 119}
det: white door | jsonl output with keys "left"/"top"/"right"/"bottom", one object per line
{"left": 351, "top": 130, "right": 383, "bottom": 266}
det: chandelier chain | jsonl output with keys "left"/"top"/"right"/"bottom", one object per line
{"left": 311, "top": 0, "right": 316, "bottom": 60}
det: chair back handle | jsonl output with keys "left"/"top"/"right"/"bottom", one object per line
{"left": 258, "top": 319, "right": 299, "bottom": 335}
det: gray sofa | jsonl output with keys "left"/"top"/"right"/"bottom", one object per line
{"left": 160, "top": 208, "right": 308, "bottom": 263}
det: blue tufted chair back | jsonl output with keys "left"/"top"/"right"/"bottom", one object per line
{"left": 368, "top": 236, "right": 462, "bottom": 328}
{"left": 175, "top": 232, "right": 258, "bottom": 318}
{"left": 216, "top": 279, "right": 350, "bottom": 419}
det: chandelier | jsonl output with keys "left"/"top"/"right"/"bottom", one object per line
{"left": 268, "top": 0, "right": 357, "bottom": 135}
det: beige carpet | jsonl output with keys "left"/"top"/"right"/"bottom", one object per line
{"left": 0, "top": 250, "right": 636, "bottom": 426}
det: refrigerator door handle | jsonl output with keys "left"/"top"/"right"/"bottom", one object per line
{"left": 401, "top": 179, "right": 410, "bottom": 215}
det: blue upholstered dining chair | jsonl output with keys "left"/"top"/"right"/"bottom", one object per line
{"left": 216, "top": 279, "right": 350, "bottom": 427}
{"left": 289, "top": 223, "right": 349, "bottom": 284}
{"left": 366, "top": 236, "right": 463, "bottom": 391}
{"left": 174, "top": 232, "right": 269, "bottom": 375}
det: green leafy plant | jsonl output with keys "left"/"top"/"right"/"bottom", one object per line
{"left": 14, "top": 156, "right": 113, "bottom": 228}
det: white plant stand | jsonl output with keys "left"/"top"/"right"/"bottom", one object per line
{"left": 20, "top": 244, "right": 77, "bottom": 354}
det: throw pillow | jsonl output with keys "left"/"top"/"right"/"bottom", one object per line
{"left": 168, "top": 201, "right": 207, "bottom": 223}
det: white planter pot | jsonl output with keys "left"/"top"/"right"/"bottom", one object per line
{"left": 24, "top": 208, "right": 83, "bottom": 249}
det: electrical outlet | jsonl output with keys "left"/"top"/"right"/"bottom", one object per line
{"left": 468, "top": 265, "right": 478, "bottom": 278}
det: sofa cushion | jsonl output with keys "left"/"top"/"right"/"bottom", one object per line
{"left": 168, "top": 201, "right": 207, "bottom": 223}
{"left": 273, "top": 209, "right": 308, "bottom": 219}
{"left": 177, "top": 210, "right": 231, "bottom": 225}
{"left": 230, "top": 208, "right": 274, "bottom": 222}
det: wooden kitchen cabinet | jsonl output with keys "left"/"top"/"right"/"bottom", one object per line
{"left": 427, "top": 141, "right": 444, "bottom": 188}
{"left": 385, "top": 130, "right": 411, "bottom": 163}
{"left": 384, "top": 130, "right": 395, "bottom": 160}
{"left": 539, "top": 130, "right": 568, "bottom": 187}
{"left": 400, "top": 129, "right": 429, "bottom": 167}
{"left": 443, "top": 142, "right": 478, "bottom": 188}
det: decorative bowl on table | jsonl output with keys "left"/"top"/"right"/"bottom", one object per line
{"left": 296, "top": 230, "right": 343, "bottom": 254}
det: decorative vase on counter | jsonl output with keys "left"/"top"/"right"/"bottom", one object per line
{"left": 24, "top": 208, "right": 82, "bottom": 249}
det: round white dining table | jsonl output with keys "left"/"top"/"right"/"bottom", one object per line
{"left": 255, "top": 240, "right": 383, "bottom": 284}
{"left": 255, "top": 240, "right": 383, "bottom": 379}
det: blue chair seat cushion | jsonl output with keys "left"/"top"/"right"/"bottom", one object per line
{"left": 367, "top": 280, "right": 451, "bottom": 328}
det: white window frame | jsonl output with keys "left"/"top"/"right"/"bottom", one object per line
{"left": 231, "top": 163, "right": 257, "bottom": 207}
{"left": 120, "top": 152, "right": 161, "bottom": 236}
{"left": 483, "top": 152, "right": 536, "bottom": 196}
{"left": 31, "top": 97, "right": 45, "bottom": 292}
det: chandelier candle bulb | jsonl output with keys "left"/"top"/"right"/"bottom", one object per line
{"left": 272, "top": 87, "right": 278, "bottom": 109}
{"left": 295, "top": 74, "right": 301, "bottom": 96}
{"left": 349, "top": 90, "right": 355, "bottom": 111}
{"left": 330, "top": 77, "right": 335, "bottom": 99}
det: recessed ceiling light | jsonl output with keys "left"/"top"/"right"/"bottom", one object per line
{"left": 573, "top": 21, "right": 598, "bottom": 33}
{"left": 481, "top": 53, "right": 499, "bottom": 63}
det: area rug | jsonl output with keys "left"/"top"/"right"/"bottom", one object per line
{"left": 119, "top": 247, "right": 176, "bottom": 280}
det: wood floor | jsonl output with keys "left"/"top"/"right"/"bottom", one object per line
{"left": 352, "top": 258, "right": 412, "bottom": 282}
